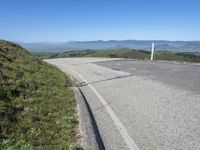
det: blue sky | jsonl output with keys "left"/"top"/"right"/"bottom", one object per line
{"left": 0, "top": 0, "right": 199, "bottom": 42}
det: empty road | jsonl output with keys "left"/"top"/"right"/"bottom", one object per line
{"left": 46, "top": 58, "right": 200, "bottom": 150}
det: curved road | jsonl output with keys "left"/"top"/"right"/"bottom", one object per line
{"left": 46, "top": 58, "right": 200, "bottom": 150}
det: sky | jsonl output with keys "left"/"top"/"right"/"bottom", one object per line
{"left": 0, "top": 0, "right": 200, "bottom": 42}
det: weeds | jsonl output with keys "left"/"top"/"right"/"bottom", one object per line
{"left": 0, "top": 40, "right": 80, "bottom": 149}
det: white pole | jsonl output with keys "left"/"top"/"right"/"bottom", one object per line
{"left": 151, "top": 42, "right": 155, "bottom": 61}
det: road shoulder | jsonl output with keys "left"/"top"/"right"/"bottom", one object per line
{"left": 73, "top": 87, "right": 105, "bottom": 150}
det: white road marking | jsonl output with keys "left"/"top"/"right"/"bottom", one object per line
{"left": 66, "top": 66, "right": 140, "bottom": 150}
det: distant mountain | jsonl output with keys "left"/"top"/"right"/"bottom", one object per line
{"left": 18, "top": 40, "right": 200, "bottom": 52}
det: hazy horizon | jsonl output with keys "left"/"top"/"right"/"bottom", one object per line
{"left": 10, "top": 39, "right": 200, "bottom": 44}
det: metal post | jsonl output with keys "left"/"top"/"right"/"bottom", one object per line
{"left": 151, "top": 42, "right": 154, "bottom": 61}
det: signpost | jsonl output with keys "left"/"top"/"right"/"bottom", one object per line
{"left": 151, "top": 42, "right": 155, "bottom": 61}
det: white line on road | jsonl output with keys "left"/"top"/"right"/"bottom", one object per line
{"left": 66, "top": 66, "right": 140, "bottom": 150}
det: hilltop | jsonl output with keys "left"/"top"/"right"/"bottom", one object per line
{"left": 0, "top": 40, "right": 81, "bottom": 149}
{"left": 34, "top": 48, "right": 200, "bottom": 63}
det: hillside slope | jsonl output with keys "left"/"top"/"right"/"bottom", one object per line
{"left": 36, "top": 49, "right": 200, "bottom": 63}
{"left": 0, "top": 40, "right": 80, "bottom": 149}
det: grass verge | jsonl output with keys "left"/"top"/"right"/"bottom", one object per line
{"left": 0, "top": 40, "right": 82, "bottom": 149}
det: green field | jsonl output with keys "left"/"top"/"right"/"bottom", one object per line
{"left": 0, "top": 40, "right": 82, "bottom": 150}
{"left": 33, "top": 49, "right": 200, "bottom": 63}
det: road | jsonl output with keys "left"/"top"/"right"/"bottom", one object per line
{"left": 46, "top": 58, "right": 200, "bottom": 150}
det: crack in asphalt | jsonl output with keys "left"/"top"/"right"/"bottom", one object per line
{"left": 77, "top": 74, "right": 134, "bottom": 87}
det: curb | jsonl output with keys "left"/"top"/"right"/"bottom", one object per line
{"left": 73, "top": 87, "right": 105, "bottom": 150}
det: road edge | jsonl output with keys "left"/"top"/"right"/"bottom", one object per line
{"left": 73, "top": 87, "right": 105, "bottom": 150}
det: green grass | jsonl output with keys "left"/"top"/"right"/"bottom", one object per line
{"left": 32, "top": 52, "right": 59, "bottom": 59}
{"left": 34, "top": 49, "right": 150, "bottom": 60}
{"left": 155, "top": 51, "right": 200, "bottom": 63}
{"left": 35, "top": 48, "right": 200, "bottom": 63}
{"left": 0, "top": 40, "right": 82, "bottom": 149}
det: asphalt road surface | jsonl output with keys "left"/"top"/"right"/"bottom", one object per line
{"left": 46, "top": 58, "right": 200, "bottom": 150}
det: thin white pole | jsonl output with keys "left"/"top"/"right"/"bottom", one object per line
{"left": 151, "top": 42, "right": 155, "bottom": 61}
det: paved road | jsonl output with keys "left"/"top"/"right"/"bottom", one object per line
{"left": 96, "top": 60, "right": 200, "bottom": 94}
{"left": 46, "top": 58, "right": 200, "bottom": 150}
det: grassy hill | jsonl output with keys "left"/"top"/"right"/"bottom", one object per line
{"left": 0, "top": 40, "right": 81, "bottom": 149}
{"left": 34, "top": 49, "right": 200, "bottom": 63}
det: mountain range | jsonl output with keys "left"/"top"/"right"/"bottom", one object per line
{"left": 18, "top": 40, "right": 200, "bottom": 52}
